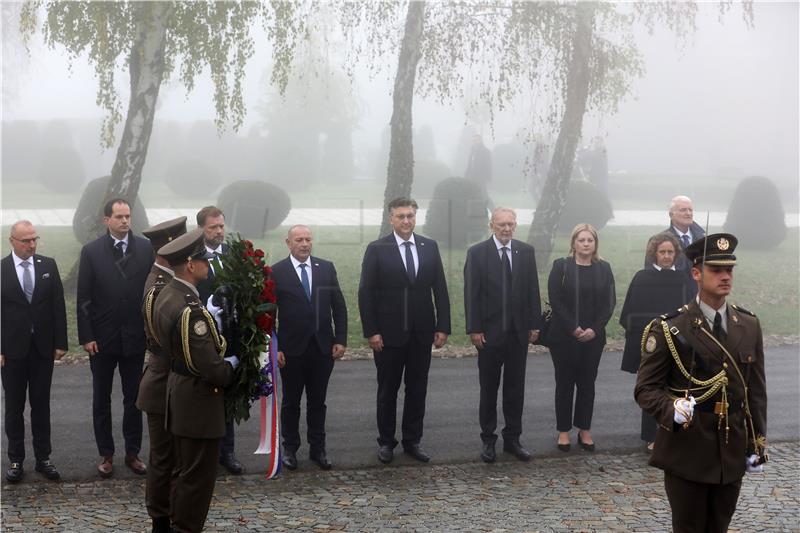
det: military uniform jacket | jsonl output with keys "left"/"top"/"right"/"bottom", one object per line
{"left": 634, "top": 300, "right": 767, "bottom": 485}
{"left": 153, "top": 278, "right": 233, "bottom": 439}
{"left": 135, "top": 263, "right": 173, "bottom": 415}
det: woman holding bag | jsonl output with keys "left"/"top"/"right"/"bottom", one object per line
{"left": 548, "top": 223, "right": 616, "bottom": 452}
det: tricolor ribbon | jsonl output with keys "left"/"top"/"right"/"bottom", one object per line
{"left": 254, "top": 330, "right": 281, "bottom": 479}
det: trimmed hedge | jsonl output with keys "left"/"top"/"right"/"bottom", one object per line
{"left": 424, "top": 177, "right": 489, "bottom": 249}
{"left": 556, "top": 179, "right": 614, "bottom": 233}
{"left": 724, "top": 176, "right": 786, "bottom": 249}
{"left": 217, "top": 181, "right": 291, "bottom": 238}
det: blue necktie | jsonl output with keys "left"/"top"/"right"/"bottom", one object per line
{"left": 681, "top": 234, "right": 690, "bottom": 249}
{"left": 299, "top": 263, "right": 311, "bottom": 301}
{"left": 21, "top": 260, "right": 33, "bottom": 303}
{"left": 403, "top": 241, "right": 416, "bottom": 283}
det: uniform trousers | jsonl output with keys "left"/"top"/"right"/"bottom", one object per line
{"left": 145, "top": 412, "right": 173, "bottom": 520}
{"left": 549, "top": 338, "right": 603, "bottom": 432}
{"left": 1, "top": 343, "right": 54, "bottom": 463}
{"left": 477, "top": 331, "right": 528, "bottom": 444}
{"left": 279, "top": 341, "right": 335, "bottom": 453}
{"left": 171, "top": 436, "right": 220, "bottom": 533}
{"left": 89, "top": 350, "right": 144, "bottom": 457}
{"left": 220, "top": 420, "right": 235, "bottom": 457}
{"left": 664, "top": 471, "right": 742, "bottom": 533}
{"left": 374, "top": 334, "right": 432, "bottom": 448}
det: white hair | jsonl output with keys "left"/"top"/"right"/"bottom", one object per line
{"left": 669, "top": 195, "right": 693, "bottom": 213}
{"left": 490, "top": 207, "right": 517, "bottom": 222}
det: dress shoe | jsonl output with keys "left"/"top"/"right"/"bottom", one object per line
{"left": 97, "top": 456, "right": 113, "bottom": 478}
{"left": 377, "top": 445, "right": 394, "bottom": 464}
{"left": 219, "top": 452, "right": 244, "bottom": 475}
{"left": 403, "top": 444, "right": 430, "bottom": 463}
{"left": 503, "top": 440, "right": 532, "bottom": 462}
{"left": 309, "top": 450, "right": 332, "bottom": 471}
{"left": 35, "top": 459, "right": 61, "bottom": 480}
{"left": 151, "top": 516, "right": 171, "bottom": 533}
{"left": 557, "top": 441, "right": 571, "bottom": 453}
{"left": 125, "top": 454, "right": 147, "bottom": 475}
{"left": 6, "top": 462, "right": 23, "bottom": 483}
{"left": 282, "top": 449, "right": 298, "bottom": 471}
{"left": 577, "top": 432, "right": 595, "bottom": 452}
{"left": 480, "top": 442, "right": 496, "bottom": 463}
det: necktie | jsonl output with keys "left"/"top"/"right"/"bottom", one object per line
{"left": 501, "top": 247, "right": 512, "bottom": 330}
{"left": 113, "top": 241, "right": 125, "bottom": 261}
{"left": 299, "top": 263, "right": 311, "bottom": 301}
{"left": 21, "top": 260, "right": 33, "bottom": 303}
{"left": 403, "top": 241, "right": 416, "bottom": 283}
{"left": 681, "top": 234, "right": 690, "bottom": 249}
{"left": 713, "top": 311, "right": 726, "bottom": 342}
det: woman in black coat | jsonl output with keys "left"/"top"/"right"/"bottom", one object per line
{"left": 548, "top": 223, "right": 616, "bottom": 452}
{"left": 620, "top": 232, "right": 695, "bottom": 449}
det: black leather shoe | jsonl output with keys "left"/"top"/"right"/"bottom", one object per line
{"left": 577, "top": 432, "right": 595, "bottom": 452}
{"left": 377, "top": 445, "right": 394, "bottom": 464}
{"left": 152, "top": 516, "right": 171, "bottom": 533}
{"left": 503, "top": 440, "right": 532, "bottom": 462}
{"left": 6, "top": 462, "right": 23, "bottom": 483}
{"left": 403, "top": 444, "right": 430, "bottom": 463}
{"left": 309, "top": 450, "right": 332, "bottom": 471}
{"left": 557, "top": 441, "right": 571, "bottom": 452}
{"left": 35, "top": 460, "right": 61, "bottom": 481}
{"left": 282, "top": 449, "right": 298, "bottom": 471}
{"left": 480, "top": 442, "right": 496, "bottom": 463}
{"left": 219, "top": 452, "right": 244, "bottom": 475}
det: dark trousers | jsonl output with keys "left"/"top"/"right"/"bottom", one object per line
{"left": 374, "top": 335, "right": 432, "bottom": 448}
{"left": 549, "top": 339, "right": 603, "bottom": 432}
{"left": 89, "top": 350, "right": 144, "bottom": 457}
{"left": 171, "top": 436, "right": 220, "bottom": 533}
{"left": 280, "top": 341, "right": 334, "bottom": 453}
{"left": 477, "top": 332, "right": 528, "bottom": 444}
{"left": 220, "top": 419, "right": 235, "bottom": 457}
{"left": 664, "top": 472, "right": 742, "bottom": 533}
{"left": 145, "top": 412, "right": 173, "bottom": 520}
{"left": 1, "top": 344, "right": 54, "bottom": 463}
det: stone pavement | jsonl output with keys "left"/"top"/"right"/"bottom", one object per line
{"left": 2, "top": 442, "right": 798, "bottom": 532}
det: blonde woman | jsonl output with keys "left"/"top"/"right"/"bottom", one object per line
{"left": 547, "top": 224, "right": 616, "bottom": 452}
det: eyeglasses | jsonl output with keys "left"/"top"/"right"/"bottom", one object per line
{"left": 11, "top": 236, "right": 40, "bottom": 245}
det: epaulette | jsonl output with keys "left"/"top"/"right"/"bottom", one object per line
{"left": 185, "top": 293, "right": 201, "bottom": 306}
{"left": 731, "top": 304, "right": 756, "bottom": 317}
{"left": 659, "top": 305, "right": 688, "bottom": 322}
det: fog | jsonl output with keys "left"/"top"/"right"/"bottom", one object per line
{"left": 2, "top": 2, "right": 798, "bottom": 211}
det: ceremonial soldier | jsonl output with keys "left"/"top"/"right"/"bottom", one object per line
{"left": 635, "top": 233, "right": 767, "bottom": 533}
{"left": 153, "top": 228, "right": 239, "bottom": 533}
{"left": 137, "top": 216, "right": 187, "bottom": 533}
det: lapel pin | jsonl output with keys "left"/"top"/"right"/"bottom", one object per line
{"left": 314, "top": 263, "right": 319, "bottom": 267}
{"left": 42, "top": 273, "right": 50, "bottom": 279}
{"left": 36, "top": 258, "right": 42, "bottom": 263}
{"left": 419, "top": 241, "right": 425, "bottom": 246}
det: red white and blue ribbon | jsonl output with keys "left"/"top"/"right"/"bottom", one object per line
{"left": 254, "top": 330, "right": 281, "bottom": 479}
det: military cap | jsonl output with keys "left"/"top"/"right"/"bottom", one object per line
{"left": 685, "top": 233, "right": 738, "bottom": 266}
{"left": 157, "top": 227, "right": 215, "bottom": 266}
{"left": 142, "top": 216, "right": 187, "bottom": 252}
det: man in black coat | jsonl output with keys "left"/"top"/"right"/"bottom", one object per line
{"left": 358, "top": 197, "right": 451, "bottom": 464}
{"left": 464, "top": 208, "right": 542, "bottom": 463}
{"left": 272, "top": 225, "right": 347, "bottom": 471}
{"left": 77, "top": 198, "right": 154, "bottom": 478}
{"left": 194, "top": 205, "right": 243, "bottom": 475}
{"left": 1, "top": 221, "right": 67, "bottom": 482}
{"left": 664, "top": 195, "right": 705, "bottom": 272}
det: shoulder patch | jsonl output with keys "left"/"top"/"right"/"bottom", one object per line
{"left": 731, "top": 304, "right": 756, "bottom": 317}
{"left": 193, "top": 319, "right": 208, "bottom": 336}
{"left": 644, "top": 334, "right": 658, "bottom": 354}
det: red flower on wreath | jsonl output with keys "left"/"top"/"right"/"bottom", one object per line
{"left": 260, "top": 279, "right": 276, "bottom": 302}
{"left": 256, "top": 312, "right": 274, "bottom": 333}
{"left": 254, "top": 249, "right": 265, "bottom": 258}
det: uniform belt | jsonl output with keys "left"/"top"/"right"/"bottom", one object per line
{"left": 695, "top": 396, "right": 742, "bottom": 414}
{"left": 170, "top": 359, "right": 194, "bottom": 377}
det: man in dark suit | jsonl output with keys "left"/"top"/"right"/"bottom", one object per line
{"left": 77, "top": 198, "right": 154, "bottom": 478}
{"left": 358, "top": 197, "right": 451, "bottom": 464}
{"left": 272, "top": 225, "right": 347, "bottom": 471}
{"left": 464, "top": 207, "right": 542, "bottom": 463}
{"left": 1, "top": 221, "right": 67, "bottom": 483}
{"left": 194, "top": 205, "right": 243, "bottom": 475}
{"left": 664, "top": 195, "right": 705, "bottom": 272}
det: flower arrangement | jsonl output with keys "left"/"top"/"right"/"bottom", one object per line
{"left": 212, "top": 236, "right": 277, "bottom": 424}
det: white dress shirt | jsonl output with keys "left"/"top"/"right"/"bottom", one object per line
{"left": 394, "top": 232, "right": 419, "bottom": 276}
{"left": 112, "top": 234, "right": 129, "bottom": 254}
{"left": 697, "top": 297, "right": 728, "bottom": 334}
{"left": 290, "top": 254, "right": 313, "bottom": 293}
{"left": 652, "top": 264, "right": 676, "bottom": 271}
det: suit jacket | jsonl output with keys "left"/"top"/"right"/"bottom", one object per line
{"left": 463, "top": 237, "right": 541, "bottom": 345}
{"left": 77, "top": 232, "right": 154, "bottom": 356}
{"left": 547, "top": 257, "right": 616, "bottom": 346}
{"left": 358, "top": 233, "right": 451, "bottom": 347}
{"left": 635, "top": 301, "right": 767, "bottom": 485}
{"left": 1, "top": 254, "right": 68, "bottom": 359}
{"left": 272, "top": 255, "right": 347, "bottom": 358}
{"left": 155, "top": 278, "right": 233, "bottom": 439}
{"left": 197, "top": 242, "right": 229, "bottom": 306}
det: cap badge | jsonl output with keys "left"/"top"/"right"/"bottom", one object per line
{"left": 717, "top": 238, "right": 730, "bottom": 251}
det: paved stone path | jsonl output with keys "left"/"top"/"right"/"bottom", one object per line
{"left": 2, "top": 441, "right": 797, "bottom": 532}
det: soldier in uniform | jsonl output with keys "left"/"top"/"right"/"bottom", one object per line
{"left": 153, "top": 228, "right": 239, "bottom": 533}
{"left": 137, "top": 216, "right": 187, "bottom": 533}
{"left": 635, "top": 233, "right": 767, "bottom": 533}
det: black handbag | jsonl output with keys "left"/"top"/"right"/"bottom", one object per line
{"left": 535, "top": 258, "right": 567, "bottom": 348}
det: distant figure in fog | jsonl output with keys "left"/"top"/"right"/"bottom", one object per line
{"left": 465, "top": 134, "right": 494, "bottom": 210}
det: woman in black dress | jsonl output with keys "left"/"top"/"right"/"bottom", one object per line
{"left": 620, "top": 232, "right": 695, "bottom": 449}
{"left": 548, "top": 223, "right": 616, "bottom": 452}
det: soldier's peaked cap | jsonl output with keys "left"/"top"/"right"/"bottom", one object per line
{"left": 685, "top": 233, "right": 738, "bottom": 267}
{"left": 142, "top": 216, "right": 187, "bottom": 252}
{"left": 157, "top": 227, "right": 214, "bottom": 266}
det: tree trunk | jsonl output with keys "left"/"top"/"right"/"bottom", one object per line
{"left": 82, "top": 2, "right": 172, "bottom": 240}
{"left": 527, "top": 2, "right": 596, "bottom": 265}
{"left": 379, "top": 1, "right": 425, "bottom": 238}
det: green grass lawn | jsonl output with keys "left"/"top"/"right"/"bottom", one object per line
{"left": 3, "top": 225, "right": 797, "bottom": 357}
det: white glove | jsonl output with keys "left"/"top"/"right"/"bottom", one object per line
{"left": 746, "top": 454, "right": 764, "bottom": 473}
{"left": 673, "top": 396, "right": 696, "bottom": 425}
{"left": 206, "top": 296, "right": 224, "bottom": 332}
{"left": 224, "top": 355, "right": 239, "bottom": 370}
